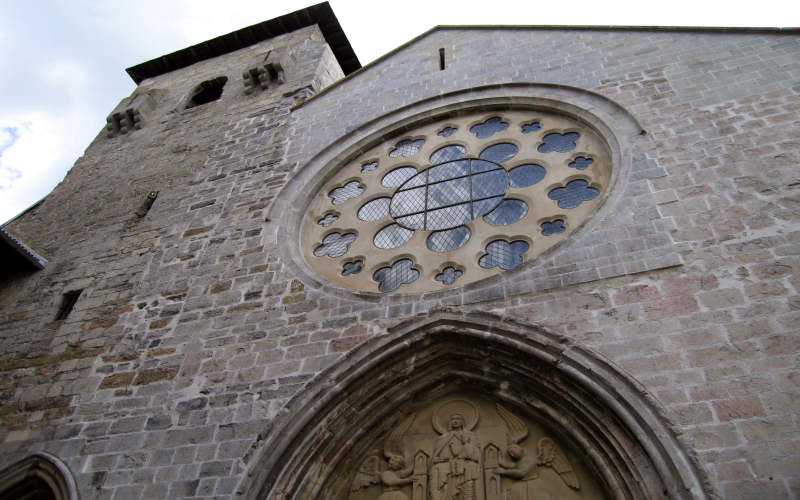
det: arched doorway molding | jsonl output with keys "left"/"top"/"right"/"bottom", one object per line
{"left": 0, "top": 453, "right": 79, "bottom": 500}
{"left": 241, "top": 310, "right": 713, "bottom": 499}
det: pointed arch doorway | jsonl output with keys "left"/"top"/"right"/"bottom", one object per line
{"left": 242, "top": 311, "right": 711, "bottom": 499}
{"left": 0, "top": 453, "right": 78, "bottom": 500}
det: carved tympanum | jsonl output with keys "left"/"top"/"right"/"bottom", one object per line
{"left": 347, "top": 395, "right": 607, "bottom": 500}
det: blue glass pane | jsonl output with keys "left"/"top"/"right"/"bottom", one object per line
{"left": 568, "top": 156, "right": 594, "bottom": 170}
{"left": 548, "top": 179, "right": 599, "bottom": 209}
{"left": 430, "top": 145, "right": 466, "bottom": 164}
{"left": 341, "top": 260, "right": 363, "bottom": 275}
{"left": 483, "top": 199, "right": 528, "bottom": 226}
{"left": 472, "top": 170, "right": 508, "bottom": 199}
{"left": 389, "top": 138, "right": 425, "bottom": 158}
{"left": 509, "top": 164, "right": 546, "bottom": 188}
{"left": 395, "top": 213, "right": 425, "bottom": 230}
{"left": 373, "top": 259, "right": 419, "bottom": 293}
{"left": 428, "top": 178, "right": 470, "bottom": 209}
{"left": 470, "top": 117, "right": 509, "bottom": 139}
{"left": 437, "top": 126, "right": 457, "bottom": 137}
{"left": 435, "top": 266, "right": 463, "bottom": 285}
{"left": 478, "top": 240, "right": 529, "bottom": 270}
{"left": 402, "top": 170, "right": 428, "bottom": 189}
{"left": 390, "top": 187, "right": 427, "bottom": 216}
{"left": 428, "top": 160, "right": 469, "bottom": 183}
{"left": 313, "top": 232, "right": 357, "bottom": 258}
{"left": 382, "top": 167, "right": 417, "bottom": 187}
{"left": 541, "top": 219, "right": 566, "bottom": 235}
{"left": 426, "top": 204, "right": 471, "bottom": 230}
{"left": 426, "top": 226, "right": 470, "bottom": 253}
{"left": 472, "top": 196, "right": 504, "bottom": 218}
{"left": 479, "top": 143, "right": 518, "bottom": 163}
{"left": 373, "top": 224, "right": 414, "bottom": 249}
{"left": 522, "top": 121, "right": 541, "bottom": 133}
{"left": 358, "top": 197, "right": 391, "bottom": 221}
{"left": 470, "top": 158, "right": 500, "bottom": 173}
{"left": 539, "top": 132, "right": 579, "bottom": 153}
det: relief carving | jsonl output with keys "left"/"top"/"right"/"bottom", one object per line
{"left": 348, "top": 396, "right": 600, "bottom": 500}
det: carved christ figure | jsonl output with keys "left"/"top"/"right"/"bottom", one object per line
{"left": 431, "top": 413, "right": 481, "bottom": 500}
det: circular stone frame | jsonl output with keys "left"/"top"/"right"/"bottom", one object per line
{"left": 270, "top": 84, "right": 643, "bottom": 302}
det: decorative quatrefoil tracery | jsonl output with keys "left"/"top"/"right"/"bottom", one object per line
{"left": 302, "top": 109, "right": 612, "bottom": 294}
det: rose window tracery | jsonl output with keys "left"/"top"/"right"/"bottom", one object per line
{"left": 302, "top": 109, "right": 611, "bottom": 294}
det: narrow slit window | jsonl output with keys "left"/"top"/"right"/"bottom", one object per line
{"left": 55, "top": 289, "right": 82, "bottom": 320}
{"left": 439, "top": 48, "right": 446, "bottom": 70}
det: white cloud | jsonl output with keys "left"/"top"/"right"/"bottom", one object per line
{"left": 0, "top": 115, "right": 70, "bottom": 224}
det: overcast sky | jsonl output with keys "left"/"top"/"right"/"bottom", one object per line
{"left": 0, "top": 0, "right": 795, "bottom": 225}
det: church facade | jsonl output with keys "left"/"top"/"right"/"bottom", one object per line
{"left": 0, "top": 3, "right": 798, "bottom": 499}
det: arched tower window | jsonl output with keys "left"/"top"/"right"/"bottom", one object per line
{"left": 185, "top": 76, "right": 228, "bottom": 109}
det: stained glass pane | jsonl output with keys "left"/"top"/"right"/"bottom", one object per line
{"left": 548, "top": 179, "right": 599, "bottom": 209}
{"left": 329, "top": 181, "right": 363, "bottom": 205}
{"left": 429, "top": 145, "right": 467, "bottom": 164}
{"left": 541, "top": 219, "right": 566, "bottom": 235}
{"left": 472, "top": 196, "right": 504, "bottom": 218}
{"left": 395, "top": 213, "right": 425, "bottom": 230}
{"left": 317, "top": 212, "right": 338, "bottom": 227}
{"left": 470, "top": 158, "right": 500, "bottom": 174}
{"left": 472, "top": 170, "right": 508, "bottom": 199}
{"left": 483, "top": 199, "right": 528, "bottom": 226}
{"left": 382, "top": 167, "right": 417, "bottom": 187}
{"left": 426, "top": 226, "right": 471, "bottom": 252}
{"left": 478, "top": 240, "right": 529, "bottom": 270}
{"left": 313, "top": 232, "right": 356, "bottom": 258}
{"left": 341, "top": 260, "right": 363, "bottom": 275}
{"left": 435, "top": 266, "right": 463, "bottom": 285}
{"left": 389, "top": 139, "right": 425, "bottom": 158}
{"left": 374, "top": 224, "right": 414, "bottom": 249}
{"left": 509, "top": 164, "right": 546, "bottom": 187}
{"left": 428, "top": 159, "right": 469, "bottom": 182}
{"left": 539, "top": 132, "right": 579, "bottom": 153}
{"left": 470, "top": 117, "right": 509, "bottom": 138}
{"left": 390, "top": 187, "right": 427, "bottom": 217}
{"left": 479, "top": 143, "right": 518, "bottom": 162}
{"left": 402, "top": 171, "right": 428, "bottom": 189}
{"left": 426, "top": 204, "right": 471, "bottom": 230}
{"left": 361, "top": 161, "right": 378, "bottom": 173}
{"left": 372, "top": 258, "right": 419, "bottom": 293}
{"left": 427, "top": 178, "right": 470, "bottom": 209}
{"left": 357, "top": 197, "right": 391, "bottom": 221}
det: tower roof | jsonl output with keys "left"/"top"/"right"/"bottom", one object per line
{"left": 125, "top": 2, "right": 360, "bottom": 84}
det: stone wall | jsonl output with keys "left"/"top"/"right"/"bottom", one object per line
{"left": 0, "top": 24, "right": 798, "bottom": 500}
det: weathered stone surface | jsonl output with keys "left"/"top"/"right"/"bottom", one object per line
{"left": 0, "top": 12, "right": 797, "bottom": 500}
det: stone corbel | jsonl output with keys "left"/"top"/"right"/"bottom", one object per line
{"left": 105, "top": 91, "right": 157, "bottom": 137}
{"left": 243, "top": 48, "right": 286, "bottom": 94}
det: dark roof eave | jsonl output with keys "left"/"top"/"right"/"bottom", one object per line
{"left": 0, "top": 228, "right": 47, "bottom": 270}
{"left": 125, "top": 2, "right": 360, "bottom": 84}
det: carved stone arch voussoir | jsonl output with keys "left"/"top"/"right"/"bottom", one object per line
{"left": 241, "top": 310, "right": 713, "bottom": 500}
{"left": 0, "top": 453, "right": 79, "bottom": 500}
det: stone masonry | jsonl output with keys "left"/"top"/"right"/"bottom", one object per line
{"left": 0, "top": 7, "right": 798, "bottom": 500}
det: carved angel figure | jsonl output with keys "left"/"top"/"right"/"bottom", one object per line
{"left": 351, "top": 413, "right": 417, "bottom": 500}
{"left": 495, "top": 404, "right": 580, "bottom": 493}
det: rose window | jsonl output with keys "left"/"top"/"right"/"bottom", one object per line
{"left": 302, "top": 109, "right": 611, "bottom": 294}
